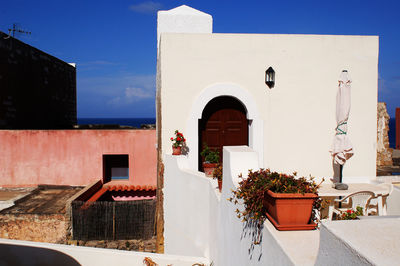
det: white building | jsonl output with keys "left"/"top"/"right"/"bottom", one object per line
{"left": 157, "top": 5, "right": 378, "bottom": 182}
{"left": 155, "top": 5, "right": 396, "bottom": 266}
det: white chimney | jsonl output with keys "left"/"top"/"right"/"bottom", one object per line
{"left": 157, "top": 5, "right": 213, "bottom": 52}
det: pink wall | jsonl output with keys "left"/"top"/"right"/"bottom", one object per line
{"left": 0, "top": 130, "right": 156, "bottom": 187}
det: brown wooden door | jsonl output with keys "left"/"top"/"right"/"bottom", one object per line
{"left": 199, "top": 96, "right": 248, "bottom": 171}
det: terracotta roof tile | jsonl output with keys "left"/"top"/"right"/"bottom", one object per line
{"left": 102, "top": 183, "right": 156, "bottom": 192}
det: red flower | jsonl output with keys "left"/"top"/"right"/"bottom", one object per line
{"left": 346, "top": 210, "right": 353, "bottom": 214}
{"left": 172, "top": 130, "right": 185, "bottom": 144}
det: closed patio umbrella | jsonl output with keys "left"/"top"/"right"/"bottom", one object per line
{"left": 330, "top": 70, "right": 354, "bottom": 184}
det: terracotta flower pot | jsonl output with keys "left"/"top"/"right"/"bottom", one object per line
{"left": 263, "top": 190, "right": 318, "bottom": 231}
{"left": 203, "top": 162, "right": 218, "bottom": 177}
{"left": 217, "top": 179, "right": 222, "bottom": 192}
{"left": 172, "top": 146, "right": 182, "bottom": 155}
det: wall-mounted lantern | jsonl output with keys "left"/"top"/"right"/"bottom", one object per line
{"left": 265, "top": 67, "right": 275, "bottom": 88}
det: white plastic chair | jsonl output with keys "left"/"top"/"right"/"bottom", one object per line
{"left": 333, "top": 191, "right": 375, "bottom": 218}
{"left": 368, "top": 183, "right": 394, "bottom": 216}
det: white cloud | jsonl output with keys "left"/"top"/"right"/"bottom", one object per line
{"left": 97, "top": 74, "right": 156, "bottom": 106}
{"left": 79, "top": 74, "right": 155, "bottom": 96}
{"left": 107, "top": 87, "right": 153, "bottom": 106}
{"left": 129, "top": 1, "right": 163, "bottom": 14}
{"left": 125, "top": 86, "right": 153, "bottom": 100}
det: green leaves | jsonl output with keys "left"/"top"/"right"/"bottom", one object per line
{"left": 340, "top": 206, "right": 363, "bottom": 220}
{"left": 200, "top": 143, "right": 220, "bottom": 163}
{"left": 229, "top": 168, "right": 323, "bottom": 224}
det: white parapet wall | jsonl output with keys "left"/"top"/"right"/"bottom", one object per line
{"left": 163, "top": 153, "right": 219, "bottom": 258}
{"left": 317, "top": 218, "right": 400, "bottom": 265}
{"left": 164, "top": 146, "right": 400, "bottom": 265}
{"left": 164, "top": 146, "right": 321, "bottom": 265}
{"left": 387, "top": 185, "right": 400, "bottom": 215}
{"left": 0, "top": 238, "right": 210, "bottom": 266}
{"left": 373, "top": 176, "right": 400, "bottom": 215}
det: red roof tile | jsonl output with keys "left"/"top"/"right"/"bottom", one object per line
{"left": 103, "top": 183, "right": 156, "bottom": 192}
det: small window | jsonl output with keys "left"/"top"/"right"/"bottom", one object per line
{"left": 103, "top": 155, "right": 129, "bottom": 182}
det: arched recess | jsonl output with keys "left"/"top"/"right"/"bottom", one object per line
{"left": 186, "top": 83, "right": 263, "bottom": 171}
{"left": 198, "top": 96, "right": 249, "bottom": 171}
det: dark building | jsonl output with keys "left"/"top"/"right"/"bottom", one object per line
{"left": 0, "top": 31, "right": 76, "bottom": 129}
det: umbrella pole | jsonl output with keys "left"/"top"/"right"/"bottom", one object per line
{"left": 339, "top": 164, "right": 343, "bottom": 208}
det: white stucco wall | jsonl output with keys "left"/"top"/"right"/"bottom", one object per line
{"left": 163, "top": 146, "right": 400, "bottom": 266}
{"left": 158, "top": 33, "right": 379, "bottom": 181}
{"left": 164, "top": 146, "right": 321, "bottom": 265}
{"left": 317, "top": 218, "right": 400, "bottom": 265}
{"left": 163, "top": 154, "right": 218, "bottom": 258}
{"left": 0, "top": 238, "right": 210, "bottom": 266}
{"left": 371, "top": 177, "right": 400, "bottom": 215}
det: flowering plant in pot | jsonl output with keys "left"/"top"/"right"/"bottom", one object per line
{"left": 229, "top": 168, "right": 323, "bottom": 231}
{"left": 339, "top": 206, "right": 363, "bottom": 220}
{"left": 212, "top": 163, "right": 223, "bottom": 192}
{"left": 170, "top": 130, "right": 185, "bottom": 155}
{"left": 200, "top": 143, "right": 220, "bottom": 177}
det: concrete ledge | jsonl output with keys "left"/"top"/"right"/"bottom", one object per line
{"left": 316, "top": 218, "right": 400, "bottom": 265}
{"left": 0, "top": 238, "right": 210, "bottom": 266}
{"left": 263, "top": 219, "right": 320, "bottom": 265}
{"left": 376, "top": 175, "right": 400, "bottom": 183}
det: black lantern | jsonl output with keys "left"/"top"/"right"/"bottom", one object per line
{"left": 265, "top": 67, "right": 275, "bottom": 88}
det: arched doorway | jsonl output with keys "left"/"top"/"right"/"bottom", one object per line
{"left": 198, "top": 96, "right": 249, "bottom": 171}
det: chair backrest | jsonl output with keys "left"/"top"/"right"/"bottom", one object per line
{"left": 378, "top": 183, "right": 394, "bottom": 197}
{"left": 346, "top": 191, "right": 375, "bottom": 215}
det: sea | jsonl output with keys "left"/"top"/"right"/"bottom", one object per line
{"left": 77, "top": 118, "right": 155, "bottom": 128}
{"left": 78, "top": 117, "right": 397, "bottom": 147}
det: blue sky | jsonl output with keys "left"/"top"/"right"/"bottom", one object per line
{"left": 1, "top": 0, "right": 399, "bottom": 118}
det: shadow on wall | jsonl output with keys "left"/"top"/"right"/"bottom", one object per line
{"left": 241, "top": 219, "right": 264, "bottom": 262}
{"left": 0, "top": 244, "right": 81, "bottom": 266}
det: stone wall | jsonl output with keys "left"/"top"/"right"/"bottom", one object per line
{"left": 377, "top": 102, "right": 392, "bottom": 166}
{"left": 0, "top": 214, "right": 66, "bottom": 243}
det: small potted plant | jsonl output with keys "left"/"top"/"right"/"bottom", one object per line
{"left": 229, "top": 168, "right": 323, "bottom": 231}
{"left": 170, "top": 130, "right": 185, "bottom": 155}
{"left": 213, "top": 163, "right": 223, "bottom": 192}
{"left": 338, "top": 206, "right": 363, "bottom": 220}
{"left": 200, "top": 143, "right": 220, "bottom": 177}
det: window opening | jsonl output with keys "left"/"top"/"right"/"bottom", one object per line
{"left": 103, "top": 154, "right": 129, "bottom": 182}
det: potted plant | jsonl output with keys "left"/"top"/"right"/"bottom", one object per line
{"left": 229, "top": 168, "right": 323, "bottom": 231}
{"left": 213, "top": 163, "right": 223, "bottom": 192}
{"left": 338, "top": 206, "right": 363, "bottom": 220}
{"left": 170, "top": 130, "right": 185, "bottom": 155}
{"left": 200, "top": 143, "right": 220, "bottom": 177}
